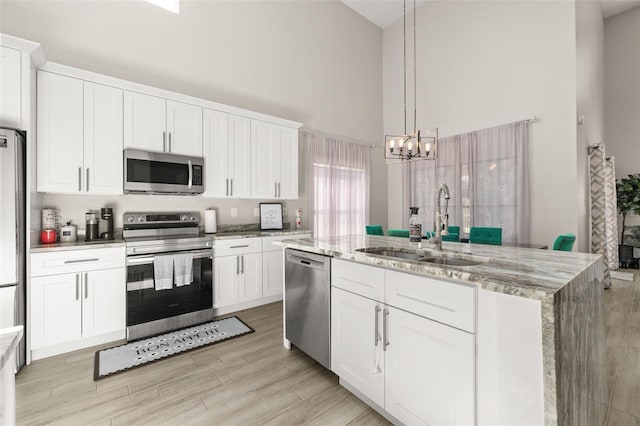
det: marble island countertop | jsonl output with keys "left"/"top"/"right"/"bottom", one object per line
{"left": 0, "top": 326, "right": 23, "bottom": 371}
{"left": 274, "top": 234, "right": 602, "bottom": 304}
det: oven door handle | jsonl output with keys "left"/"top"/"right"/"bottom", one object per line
{"left": 127, "top": 248, "right": 212, "bottom": 265}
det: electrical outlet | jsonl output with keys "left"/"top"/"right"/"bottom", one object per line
{"left": 254, "top": 208, "right": 259, "bottom": 217}
{"left": 231, "top": 208, "right": 237, "bottom": 217}
{"left": 283, "top": 207, "right": 288, "bottom": 216}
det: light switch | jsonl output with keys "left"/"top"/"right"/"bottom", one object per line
{"left": 231, "top": 208, "right": 237, "bottom": 217}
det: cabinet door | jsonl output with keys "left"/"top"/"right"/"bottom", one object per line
{"left": 238, "top": 253, "right": 262, "bottom": 303}
{"left": 82, "top": 268, "right": 126, "bottom": 338}
{"left": 37, "top": 71, "right": 84, "bottom": 193}
{"left": 278, "top": 127, "right": 298, "bottom": 199}
{"left": 0, "top": 46, "right": 21, "bottom": 128}
{"left": 262, "top": 250, "right": 284, "bottom": 298}
{"left": 31, "top": 274, "right": 82, "bottom": 349}
{"left": 84, "top": 82, "right": 123, "bottom": 195}
{"left": 203, "top": 109, "right": 229, "bottom": 198}
{"left": 228, "top": 114, "right": 251, "bottom": 198}
{"left": 214, "top": 256, "right": 239, "bottom": 308}
{"left": 167, "top": 100, "right": 202, "bottom": 156}
{"left": 250, "top": 120, "right": 279, "bottom": 199}
{"left": 123, "top": 91, "right": 166, "bottom": 152}
{"left": 385, "top": 306, "right": 475, "bottom": 426}
{"left": 331, "top": 287, "right": 385, "bottom": 407}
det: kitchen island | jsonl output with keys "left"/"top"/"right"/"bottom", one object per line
{"left": 277, "top": 235, "right": 607, "bottom": 426}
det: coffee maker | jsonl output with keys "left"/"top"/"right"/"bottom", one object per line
{"left": 100, "top": 208, "right": 114, "bottom": 240}
{"left": 85, "top": 211, "right": 100, "bottom": 241}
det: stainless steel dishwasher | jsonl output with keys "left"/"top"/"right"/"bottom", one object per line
{"left": 285, "top": 248, "right": 331, "bottom": 369}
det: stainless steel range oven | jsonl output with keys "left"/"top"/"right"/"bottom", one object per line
{"left": 124, "top": 212, "right": 213, "bottom": 341}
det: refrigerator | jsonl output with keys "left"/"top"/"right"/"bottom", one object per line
{"left": 0, "top": 127, "right": 26, "bottom": 371}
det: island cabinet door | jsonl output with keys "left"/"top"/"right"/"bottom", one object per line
{"left": 385, "top": 306, "right": 475, "bottom": 426}
{"left": 331, "top": 287, "right": 385, "bottom": 408}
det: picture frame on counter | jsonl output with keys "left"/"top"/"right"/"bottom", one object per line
{"left": 259, "top": 203, "right": 283, "bottom": 230}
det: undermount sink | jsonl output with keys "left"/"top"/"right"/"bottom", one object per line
{"left": 356, "top": 247, "right": 483, "bottom": 267}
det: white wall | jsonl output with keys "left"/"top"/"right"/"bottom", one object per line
{"left": 575, "top": 0, "right": 604, "bottom": 251}
{"left": 605, "top": 6, "right": 640, "bottom": 229}
{"left": 605, "top": 6, "right": 640, "bottom": 180}
{"left": 0, "top": 0, "right": 386, "bottom": 231}
{"left": 384, "top": 1, "right": 579, "bottom": 248}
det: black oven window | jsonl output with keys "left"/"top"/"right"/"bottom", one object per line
{"left": 126, "top": 256, "right": 213, "bottom": 326}
{"left": 127, "top": 158, "right": 190, "bottom": 185}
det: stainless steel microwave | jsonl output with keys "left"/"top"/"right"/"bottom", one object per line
{"left": 124, "top": 149, "right": 204, "bottom": 195}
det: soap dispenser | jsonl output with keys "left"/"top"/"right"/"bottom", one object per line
{"left": 409, "top": 207, "right": 422, "bottom": 244}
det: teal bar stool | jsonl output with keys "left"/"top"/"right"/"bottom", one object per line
{"left": 388, "top": 229, "right": 410, "bottom": 238}
{"left": 552, "top": 234, "right": 576, "bottom": 251}
{"left": 366, "top": 225, "right": 384, "bottom": 236}
{"left": 425, "top": 226, "right": 460, "bottom": 242}
{"left": 469, "top": 227, "right": 502, "bottom": 245}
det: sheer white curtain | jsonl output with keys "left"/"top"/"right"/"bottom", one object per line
{"left": 307, "top": 132, "right": 370, "bottom": 238}
{"left": 407, "top": 121, "right": 530, "bottom": 243}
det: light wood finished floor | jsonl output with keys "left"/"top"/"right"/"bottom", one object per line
{"left": 15, "top": 270, "right": 640, "bottom": 425}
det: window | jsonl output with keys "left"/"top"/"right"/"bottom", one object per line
{"left": 307, "top": 133, "right": 370, "bottom": 238}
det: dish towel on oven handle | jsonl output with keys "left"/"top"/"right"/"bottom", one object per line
{"left": 174, "top": 253, "right": 193, "bottom": 287}
{"left": 153, "top": 255, "right": 174, "bottom": 290}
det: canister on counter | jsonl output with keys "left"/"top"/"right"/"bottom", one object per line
{"left": 60, "top": 221, "right": 77, "bottom": 242}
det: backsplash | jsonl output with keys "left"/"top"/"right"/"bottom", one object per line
{"left": 41, "top": 194, "right": 305, "bottom": 231}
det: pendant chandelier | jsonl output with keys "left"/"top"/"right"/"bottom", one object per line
{"left": 385, "top": 0, "right": 438, "bottom": 161}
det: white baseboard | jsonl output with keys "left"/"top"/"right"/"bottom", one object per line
{"left": 31, "top": 330, "right": 125, "bottom": 361}
{"left": 213, "top": 294, "right": 282, "bottom": 317}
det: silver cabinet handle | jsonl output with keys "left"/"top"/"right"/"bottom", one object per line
{"left": 86, "top": 168, "right": 90, "bottom": 192}
{"left": 241, "top": 255, "right": 244, "bottom": 274}
{"left": 274, "top": 182, "right": 277, "bottom": 198}
{"left": 236, "top": 256, "right": 240, "bottom": 275}
{"left": 226, "top": 178, "right": 229, "bottom": 196}
{"left": 163, "top": 131, "right": 167, "bottom": 152}
{"left": 375, "top": 305, "right": 381, "bottom": 346}
{"left": 75, "top": 274, "right": 80, "bottom": 300}
{"left": 230, "top": 178, "right": 233, "bottom": 197}
{"left": 187, "top": 160, "right": 193, "bottom": 189}
{"left": 64, "top": 258, "right": 99, "bottom": 264}
{"left": 168, "top": 132, "right": 172, "bottom": 153}
{"left": 383, "top": 308, "right": 389, "bottom": 351}
{"left": 230, "top": 245, "right": 249, "bottom": 249}
{"left": 84, "top": 272, "right": 88, "bottom": 299}
{"left": 78, "top": 167, "right": 82, "bottom": 191}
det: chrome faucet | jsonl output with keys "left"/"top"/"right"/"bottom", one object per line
{"left": 428, "top": 183, "right": 450, "bottom": 251}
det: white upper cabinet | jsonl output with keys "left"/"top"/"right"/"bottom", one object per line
{"left": 123, "top": 91, "right": 166, "bottom": 153}
{"left": 124, "top": 91, "right": 202, "bottom": 156}
{"left": 167, "top": 100, "right": 202, "bottom": 156}
{"left": 37, "top": 71, "right": 123, "bottom": 194}
{"left": 203, "top": 109, "right": 250, "bottom": 198}
{"left": 37, "top": 71, "right": 84, "bottom": 193}
{"left": 83, "top": 82, "right": 123, "bottom": 195}
{"left": 0, "top": 46, "right": 21, "bottom": 128}
{"left": 251, "top": 120, "right": 298, "bottom": 199}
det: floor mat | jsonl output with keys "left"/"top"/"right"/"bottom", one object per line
{"left": 94, "top": 316, "right": 254, "bottom": 380}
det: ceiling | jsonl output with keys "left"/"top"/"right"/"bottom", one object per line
{"left": 341, "top": 0, "right": 640, "bottom": 29}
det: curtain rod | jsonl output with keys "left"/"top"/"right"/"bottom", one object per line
{"left": 303, "top": 128, "right": 382, "bottom": 149}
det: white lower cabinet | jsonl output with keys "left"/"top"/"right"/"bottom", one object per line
{"left": 214, "top": 252, "right": 262, "bottom": 308}
{"left": 262, "top": 250, "right": 284, "bottom": 298}
{"left": 31, "top": 268, "right": 125, "bottom": 350}
{"left": 385, "top": 306, "right": 475, "bottom": 425}
{"left": 330, "top": 260, "right": 476, "bottom": 425}
{"left": 331, "top": 287, "right": 385, "bottom": 407}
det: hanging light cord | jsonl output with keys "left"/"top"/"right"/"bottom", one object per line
{"left": 413, "top": 0, "right": 417, "bottom": 134}
{"left": 403, "top": 0, "right": 407, "bottom": 135}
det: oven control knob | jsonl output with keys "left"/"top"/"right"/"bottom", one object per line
{"left": 180, "top": 214, "right": 188, "bottom": 221}
{"left": 189, "top": 215, "right": 195, "bottom": 222}
{"left": 137, "top": 216, "right": 144, "bottom": 223}
{"left": 127, "top": 216, "right": 134, "bottom": 223}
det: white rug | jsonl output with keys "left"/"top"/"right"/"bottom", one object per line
{"left": 611, "top": 270, "right": 635, "bottom": 282}
{"left": 94, "top": 316, "right": 253, "bottom": 380}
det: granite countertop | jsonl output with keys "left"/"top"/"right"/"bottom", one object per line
{"left": 0, "top": 326, "right": 23, "bottom": 371}
{"left": 274, "top": 235, "right": 602, "bottom": 303}
{"left": 31, "top": 238, "right": 126, "bottom": 253}
{"left": 209, "top": 229, "right": 312, "bottom": 240}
